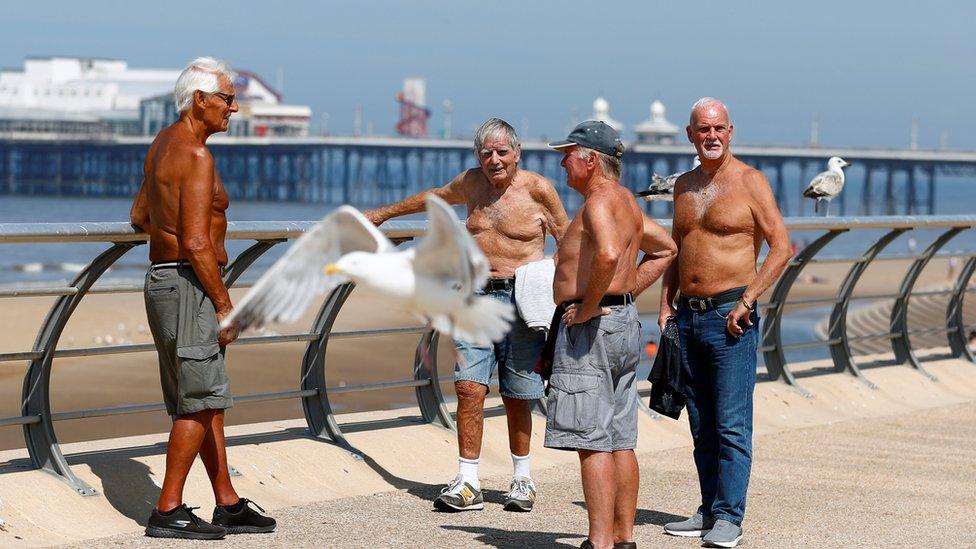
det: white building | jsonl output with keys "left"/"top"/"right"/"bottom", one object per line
{"left": 634, "top": 100, "right": 679, "bottom": 144}
{"left": 0, "top": 56, "right": 311, "bottom": 137}
{"left": 590, "top": 96, "right": 624, "bottom": 132}
{"left": 0, "top": 56, "right": 180, "bottom": 135}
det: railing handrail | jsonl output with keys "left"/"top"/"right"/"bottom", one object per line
{"left": 2, "top": 215, "right": 976, "bottom": 244}
{"left": 1, "top": 214, "right": 975, "bottom": 496}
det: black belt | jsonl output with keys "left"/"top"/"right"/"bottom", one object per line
{"left": 483, "top": 278, "right": 515, "bottom": 292}
{"left": 560, "top": 293, "right": 634, "bottom": 309}
{"left": 150, "top": 260, "right": 226, "bottom": 276}
{"left": 678, "top": 286, "right": 746, "bottom": 312}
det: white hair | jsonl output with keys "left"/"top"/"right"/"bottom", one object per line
{"left": 574, "top": 147, "right": 621, "bottom": 180}
{"left": 473, "top": 118, "right": 520, "bottom": 153}
{"left": 174, "top": 57, "right": 235, "bottom": 113}
{"left": 689, "top": 97, "right": 730, "bottom": 124}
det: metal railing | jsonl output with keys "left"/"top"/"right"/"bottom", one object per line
{"left": 0, "top": 215, "right": 975, "bottom": 496}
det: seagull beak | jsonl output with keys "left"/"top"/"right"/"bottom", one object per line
{"left": 323, "top": 263, "right": 342, "bottom": 275}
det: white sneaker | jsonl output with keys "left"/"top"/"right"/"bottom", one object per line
{"left": 433, "top": 475, "right": 484, "bottom": 511}
{"left": 503, "top": 476, "right": 536, "bottom": 512}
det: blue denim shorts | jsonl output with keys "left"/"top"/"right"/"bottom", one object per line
{"left": 454, "top": 286, "right": 546, "bottom": 400}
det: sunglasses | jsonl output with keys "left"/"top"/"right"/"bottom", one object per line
{"left": 208, "top": 91, "right": 236, "bottom": 106}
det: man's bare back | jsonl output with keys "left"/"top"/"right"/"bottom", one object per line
{"left": 671, "top": 157, "right": 766, "bottom": 297}
{"left": 134, "top": 124, "right": 230, "bottom": 266}
{"left": 554, "top": 182, "right": 643, "bottom": 304}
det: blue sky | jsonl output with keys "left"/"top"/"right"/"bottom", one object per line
{"left": 2, "top": 1, "right": 972, "bottom": 149}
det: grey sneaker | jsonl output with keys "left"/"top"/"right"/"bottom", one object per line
{"left": 702, "top": 519, "right": 742, "bottom": 548}
{"left": 503, "top": 476, "right": 536, "bottom": 512}
{"left": 433, "top": 476, "right": 484, "bottom": 511}
{"left": 663, "top": 512, "right": 714, "bottom": 537}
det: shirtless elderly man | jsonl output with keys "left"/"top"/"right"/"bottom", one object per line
{"left": 547, "top": 121, "right": 674, "bottom": 549}
{"left": 659, "top": 98, "right": 792, "bottom": 548}
{"left": 364, "top": 118, "right": 568, "bottom": 512}
{"left": 130, "top": 57, "right": 275, "bottom": 539}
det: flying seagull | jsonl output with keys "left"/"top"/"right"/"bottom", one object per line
{"left": 803, "top": 156, "right": 851, "bottom": 216}
{"left": 636, "top": 156, "right": 700, "bottom": 201}
{"left": 222, "top": 195, "right": 514, "bottom": 346}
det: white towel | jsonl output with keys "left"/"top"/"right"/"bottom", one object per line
{"left": 514, "top": 258, "right": 556, "bottom": 332}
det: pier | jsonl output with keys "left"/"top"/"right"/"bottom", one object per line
{"left": 2, "top": 134, "right": 976, "bottom": 215}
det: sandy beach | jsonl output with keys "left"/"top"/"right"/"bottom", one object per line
{"left": 0, "top": 256, "right": 967, "bottom": 450}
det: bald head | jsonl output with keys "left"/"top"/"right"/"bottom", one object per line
{"left": 689, "top": 97, "right": 730, "bottom": 126}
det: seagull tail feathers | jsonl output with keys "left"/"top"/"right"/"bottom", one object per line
{"left": 434, "top": 295, "right": 515, "bottom": 346}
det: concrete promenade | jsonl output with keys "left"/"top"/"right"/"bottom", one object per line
{"left": 0, "top": 357, "right": 971, "bottom": 547}
{"left": 86, "top": 400, "right": 976, "bottom": 548}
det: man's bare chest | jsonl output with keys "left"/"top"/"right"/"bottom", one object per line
{"left": 466, "top": 189, "right": 543, "bottom": 236}
{"left": 675, "top": 187, "right": 753, "bottom": 236}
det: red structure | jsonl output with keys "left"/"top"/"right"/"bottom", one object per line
{"left": 395, "top": 91, "right": 430, "bottom": 138}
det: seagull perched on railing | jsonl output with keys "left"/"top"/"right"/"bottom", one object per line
{"left": 636, "top": 156, "right": 700, "bottom": 201}
{"left": 803, "top": 156, "right": 851, "bottom": 216}
{"left": 222, "top": 195, "right": 514, "bottom": 346}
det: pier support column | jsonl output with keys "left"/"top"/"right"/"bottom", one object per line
{"left": 861, "top": 163, "right": 874, "bottom": 215}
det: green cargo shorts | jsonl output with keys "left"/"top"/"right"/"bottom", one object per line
{"left": 144, "top": 263, "right": 233, "bottom": 416}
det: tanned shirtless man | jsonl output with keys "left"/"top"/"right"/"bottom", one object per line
{"left": 363, "top": 118, "right": 568, "bottom": 512}
{"left": 131, "top": 57, "right": 275, "bottom": 540}
{"left": 659, "top": 98, "right": 792, "bottom": 548}
{"left": 547, "top": 121, "right": 666, "bottom": 549}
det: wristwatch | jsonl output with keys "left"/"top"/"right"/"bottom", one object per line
{"left": 740, "top": 296, "right": 755, "bottom": 311}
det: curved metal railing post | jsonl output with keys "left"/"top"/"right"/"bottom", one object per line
{"left": 413, "top": 330, "right": 455, "bottom": 430}
{"left": 761, "top": 229, "right": 846, "bottom": 397}
{"left": 21, "top": 241, "right": 140, "bottom": 496}
{"left": 946, "top": 255, "right": 976, "bottom": 363}
{"left": 827, "top": 228, "right": 908, "bottom": 388}
{"left": 223, "top": 239, "right": 285, "bottom": 286}
{"left": 889, "top": 227, "right": 966, "bottom": 380}
{"left": 300, "top": 283, "right": 356, "bottom": 452}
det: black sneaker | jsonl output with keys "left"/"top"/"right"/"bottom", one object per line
{"left": 145, "top": 504, "right": 226, "bottom": 540}
{"left": 211, "top": 498, "right": 277, "bottom": 534}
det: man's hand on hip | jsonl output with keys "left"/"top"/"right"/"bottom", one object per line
{"left": 562, "top": 302, "right": 610, "bottom": 326}
{"left": 725, "top": 302, "right": 753, "bottom": 337}
{"left": 658, "top": 305, "right": 676, "bottom": 332}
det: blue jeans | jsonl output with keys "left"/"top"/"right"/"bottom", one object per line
{"left": 454, "top": 287, "right": 546, "bottom": 400}
{"left": 676, "top": 297, "right": 759, "bottom": 526}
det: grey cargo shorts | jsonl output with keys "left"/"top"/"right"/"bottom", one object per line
{"left": 544, "top": 303, "right": 640, "bottom": 452}
{"left": 144, "top": 263, "right": 233, "bottom": 416}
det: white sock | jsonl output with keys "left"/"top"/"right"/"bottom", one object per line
{"left": 512, "top": 453, "right": 531, "bottom": 480}
{"left": 458, "top": 457, "right": 480, "bottom": 490}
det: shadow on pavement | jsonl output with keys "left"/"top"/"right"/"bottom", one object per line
{"left": 441, "top": 525, "right": 582, "bottom": 548}
{"left": 87, "top": 457, "right": 158, "bottom": 526}
{"left": 635, "top": 508, "right": 686, "bottom": 526}
{"left": 573, "top": 501, "right": 685, "bottom": 526}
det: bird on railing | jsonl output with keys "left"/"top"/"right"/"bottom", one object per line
{"left": 222, "top": 195, "right": 514, "bottom": 346}
{"left": 636, "top": 156, "right": 700, "bottom": 201}
{"left": 803, "top": 156, "right": 851, "bottom": 216}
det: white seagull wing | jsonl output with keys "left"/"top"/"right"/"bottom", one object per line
{"left": 412, "top": 195, "right": 512, "bottom": 345}
{"left": 413, "top": 195, "right": 488, "bottom": 293}
{"left": 224, "top": 206, "right": 394, "bottom": 331}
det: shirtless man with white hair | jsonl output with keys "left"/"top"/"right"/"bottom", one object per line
{"left": 659, "top": 98, "right": 792, "bottom": 547}
{"left": 364, "top": 118, "right": 568, "bottom": 513}
{"left": 131, "top": 57, "right": 275, "bottom": 539}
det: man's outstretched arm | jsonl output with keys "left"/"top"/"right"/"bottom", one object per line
{"left": 362, "top": 173, "right": 466, "bottom": 225}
